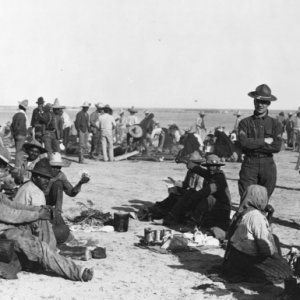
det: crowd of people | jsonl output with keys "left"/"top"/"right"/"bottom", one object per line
{"left": 0, "top": 84, "right": 298, "bottom": 292}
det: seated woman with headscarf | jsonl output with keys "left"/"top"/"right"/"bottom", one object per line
{"left": 223, "top": 185, "right": 293, "bottom": 283}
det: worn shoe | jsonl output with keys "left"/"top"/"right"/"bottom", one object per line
{"left": 81, "top": 267, "right": 94, "bottom": 282}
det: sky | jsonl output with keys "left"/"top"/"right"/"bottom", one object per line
{"left": 0, "top": 0, "right": 300, "bottom": 110}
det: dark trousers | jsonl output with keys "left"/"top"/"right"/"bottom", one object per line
{"left": 43, "top": 131, "right": 60, "bottom": 154}
{"left": 90, "top": 131, "right": 101, "bottom": 155}
{"left": 238, "top": 156, "right": 277, "bottom": 200}
{"left": 63, "top": 127, "right": 70, "bottom": 147}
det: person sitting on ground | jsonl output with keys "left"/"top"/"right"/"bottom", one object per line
{"left": 144, "top": 151, "right": 204, "bottom": 220}
{"left": 223, "top": 185, "right": 293, "bottom": 283}
{"left": 164, "top": 154, "right": 232, "bottom": 238}
{"left": 0, "top": 191, "right": 93, "bottom": 281}
{"left": 0, "top": 147, "right": 17, "bottom": 198}
{"left": 45, "top": 152, "right": 90, "bottom": 243}
{"left": 14, "top": 140, "right": 48, "bottom": 184}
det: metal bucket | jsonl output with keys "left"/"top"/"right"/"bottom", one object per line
{"left": 113, "top": 213, "right": 129, "bottom": 232}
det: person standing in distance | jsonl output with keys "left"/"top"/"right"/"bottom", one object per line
{"left": 238, "top": 84, "right": 282, "bottom": 201}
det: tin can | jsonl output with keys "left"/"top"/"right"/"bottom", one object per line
{"left": 144, "top": 228, "right": 154, "bottom": 244}
{"left": 161, "top": 229, "right": 172, "bottom": 239}
{"left": 153, "top": 230, "right": 161, "bottom": 242}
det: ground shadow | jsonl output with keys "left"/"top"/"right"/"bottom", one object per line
{"left": 169, "top": 250, "right": 283, "bottom": 299}
{"left": 111, "top": 199, "right": 154, "bottom": 213}
{"left": 271, "top": 216, "right": 300, "bottom": 230}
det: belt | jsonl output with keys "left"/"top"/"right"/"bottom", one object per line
{"left": 245, "top": 153, "right": 273, "bottom": 158}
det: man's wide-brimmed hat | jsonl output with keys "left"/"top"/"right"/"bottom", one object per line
{"left": 18, "top": 99, "right": 29, "bottom": 110}
{"left": 23, "top": 140, "right": 47, "bottom": 154}
{"left": 201, "top": 154, "right": 225, "bottom": 167}
{"left": 189, "top": 151, "right": 205, "bottom": 164}
{"left": 53, "top": 98, "right": 66, "bottom": 109}
{"left": 234, "top": 110, "right": 242, "bottom": 116}
{"left": 49, "top": 152, "right": 70, "bottom": 167}
{"left": 36, "top": 97, "right": 44, "bottom": 105}
{"left": 248, "top": 84, "right": 277, "bottom": 101}
{"left": 288, "top": 112, "right": 293, "bottom": 116}
{"left": 128, "top": 106, "right": 138, "bottom": 113}
{"left": 81, "top": 101, "right": 91, "bottom": 107}
{"left": 128, "top": 124, "right": 143, "bottom": 138}
{"left": 30, "top": 158, "right": 53, "bottom": 178}
{"left": 0, "top": 146, "right": 13, "bottom": 168}
{"left": 199, "top": 111, "right": 206, "bottom": 116}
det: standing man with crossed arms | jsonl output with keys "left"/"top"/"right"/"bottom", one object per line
{"left": 238, "top": 84, "right": 282, "bottom": 201}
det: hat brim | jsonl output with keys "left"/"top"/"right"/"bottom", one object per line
{"left": 248, "top": 92, "right": 277, "bottom": 101}
{"left": 0, "top": 154, "right": 14, "bottom": 168}
{"left": 201, "top": 162, "right": 225, "bottom": 167}
{"left": 23, "top": 143, "right": 48, "bottom": 154}
{"left": 190, "top": 159, "right": 205, "bottom": 164}
{"left": 30, "top": 169, "right": 53, "bottom": 178}
{"left": 128, "top": 125, "right": 143, "bottom": 138}
{"left": 49, "top": 161, "right": 70, "bottom": 168}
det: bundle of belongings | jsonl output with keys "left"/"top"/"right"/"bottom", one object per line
{"left": 137, "top": 227, "right": 221, "bottom": 254}
{"left": 138, "top": 153, "right": 231, "bottom": 241}
{"left": 66, "top": 200, "right": 113, "bottom": 232}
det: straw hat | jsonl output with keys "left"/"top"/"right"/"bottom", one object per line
{"left": 30, "top": 158, "right": 53, "bottom": 178}
{"left": 36, "top": 97, "right": 44, "bottom": 105}
{"left": 81, "top": 101, "right": 91, "bottom": 107}
{"left": 23, "top": 140, "right": 47, "bottom": 154}
{"left": 248, "top": 84, "right": 277, "bottom": 101}
{"left": 52, "top": 98, "right": 66, "bottom": 109}
{"left": 128, "top": 124, "right": 143, "bottom": 138}
{"left": 49, "top": 152, "right": 70, "bottom": 167}
{"left": 128, "top": 106, "right": 138, "bottom": 113}
{"left": 201, "top": 154, "right": 225, "bottom": 167}
{"left": 189, "top": 151, "right": 205, "bottom": 164}
{"left": 18, "top": 100, "right": 29, "bottom": 110}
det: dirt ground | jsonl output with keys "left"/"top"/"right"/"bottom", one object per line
{"left": 1, "top": 150, "right": 300, "bottom": 300}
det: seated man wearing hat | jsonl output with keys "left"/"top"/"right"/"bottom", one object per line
{"left": 14, "top": 140, "right": 47, "bottom": 184}
{"left": 164, "top": 154, "right": 232, "bottom": 238}
{"left": 0, "top": 191, "right": 93, "bottom": 281}
{"left": 0, "top": 147, "right": 18, "bottom": 198}
{"left": 144, "top": 151, "right": 204, "bottom": 220}
{"left": 45, "top": 153, "right": 90, "bottom": 243}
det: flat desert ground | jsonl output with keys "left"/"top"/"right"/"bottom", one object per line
{"left": 1, "top": 149, "right": 300, "bottom": 300}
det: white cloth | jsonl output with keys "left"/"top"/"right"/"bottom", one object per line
{"left": 62, "top": 112, "right": 73, "bottom": 129}
{"left": 98, "top": 113, "right": 116, "bottom": 134}
{"left": 14, "top": 181, "right": 46, "bottom": 206}
{"left": 19, "top": 109, "right": 28, "bottom": 129}
{"left": 230, "top": 210, "right": 276, "bottom": 256}
{"left": 126, "top": 115, "right": 139, "bottom": 127}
